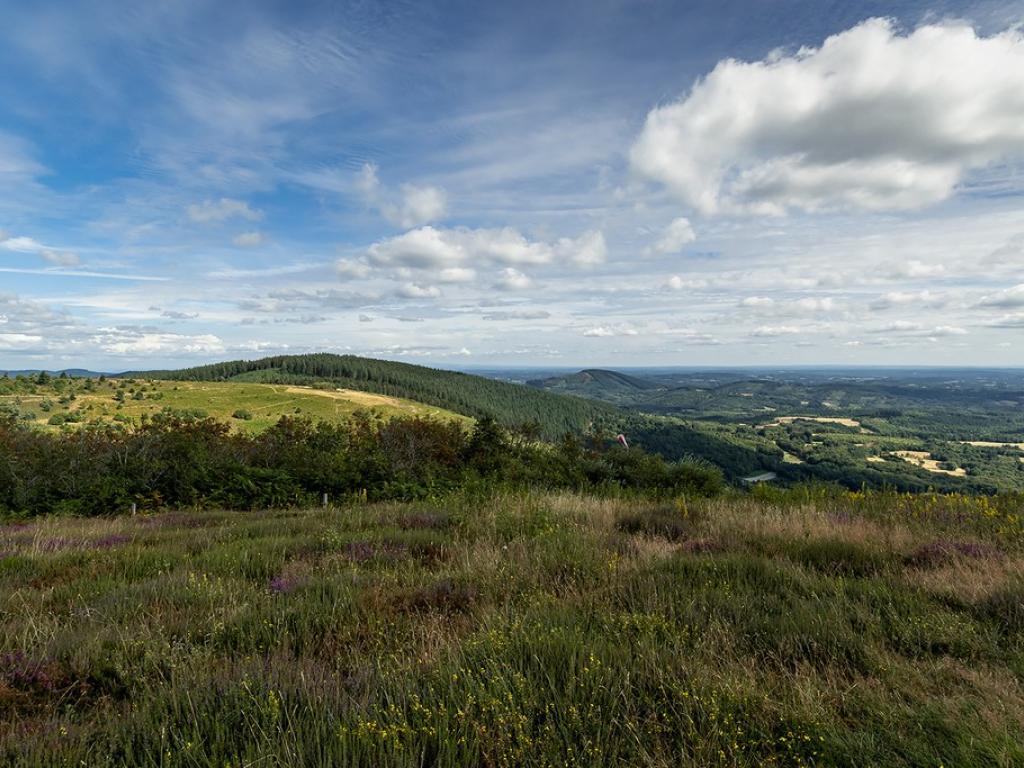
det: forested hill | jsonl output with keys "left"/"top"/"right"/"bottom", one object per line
{"left": 129, "top": 353, "right": 619, "bottom": 438}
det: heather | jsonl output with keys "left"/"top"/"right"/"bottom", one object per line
{"left": 2, "top": 488, "right": 1024, "bottom": 766}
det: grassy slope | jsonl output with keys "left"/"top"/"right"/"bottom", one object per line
{"left": 130, "top": 354, "right": 619, "bottom": 438}
{"left": 2, "top": 491, "right": 1023, "bottom": 766}
{"left": 1, "top": 379, "right": 468, "bottom": 433}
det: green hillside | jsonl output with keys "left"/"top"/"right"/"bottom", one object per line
{"left": 528, "top": 368, "right": 663, "bottom": 403}
{"left": 130, "top": 354, "right": 619, "bottom": 439}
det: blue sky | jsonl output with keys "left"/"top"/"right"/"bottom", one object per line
{"left": 2, "top": 0, "right": 1024, "bottom": 370}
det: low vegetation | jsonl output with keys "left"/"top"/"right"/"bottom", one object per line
{"left": 2, "top": 487, "right": 1023, "bottom": 765}
{"left": 0, "top": 412, "right": 722, "bottom": 517}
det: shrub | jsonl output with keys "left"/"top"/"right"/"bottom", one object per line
{"left": 232, "top": 409, "right": 254, "bottom": 421}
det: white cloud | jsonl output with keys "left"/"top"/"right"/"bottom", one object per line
{"left": 0, "top": 332, "right": 44, "bottom": 349}
{"left": 396, "top": 282, "right": 441, "bottom": 299}
{"left": 357, "top": 162, "right": 447, "bottom": 228}
{"left": 582, "top": 325, "right": 638, "bottom": 337}
{"left": 482, "top": 309, "right": 551, "bottom": 320}
{"left": 187, "top": 198, "right": 263, "bottom": 223}
{"left": 986, "top": 313, "right": 1024, "bottom": 328}
{"left": 631, "top": 19, "right": 1024, "bottom": 215}
{"left": 664, "top": 275, "right": 708, "bottom": 291}
{"left": 438, "top": 267, "right": 477, "bottom": 283}
{"left": 751, "top": 325, "right": 803, "bottom": 337}
{"left": 365, "top": 225, "right": 605, "bottom": 272}
{"left": 741, "top": 296, "right": 775, "bottom": 309}
{"left": 565, "top": 230, "right": 607, "bottom": 266}
{"left": 335, "top": 259, "right": 372, "bottom": 280}
{"left": 388, "top": 184, "right": 447, "bottom": 229}
{"left": 40, "top": 249, "right": 80, "bottom": 266}
{"left": 492, "top": 268, "right": 533, "bottom": 291}
{"left": 0, "top": 233, "right": 79, "bottom": 266}
{"left": 651, "top": 217, "right": 696, "bottom": 254}
{"left": 976, "top": 283, "right": 1024, "bottom": 308}
{"left": 886, "top": 260, "right": 946, "bottom": 279}
{"left": 0, "top": 236, "right": 44, "bottom": 253}
{"left": 232, "top": 231, "right": 266, "bottom": 247}
{"left": 870, "top": 289, "right": 949, "bottom": 310}
{"left": 91, "top": 330, "right": 225, "bottom": 355}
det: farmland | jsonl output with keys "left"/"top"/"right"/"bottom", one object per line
{"left": 3, "top": 487, "right": 1024, "bottom": 766}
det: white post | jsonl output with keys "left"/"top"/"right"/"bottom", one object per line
{"left": 322, "top": 493, "right": 329, "bottom": 508}
{"left": 130, "top": 502, "right": 137, "bottom": 516}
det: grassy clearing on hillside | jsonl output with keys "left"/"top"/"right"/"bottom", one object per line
{"left": 1, "top": 379, "right": 467, "bottom": 433}
{"left": 2, "top": 490, "right": 1024, "bottom": 766}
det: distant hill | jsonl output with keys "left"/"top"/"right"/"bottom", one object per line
{"left": 1, "top": 368, "right": 108, "bottom": 378}
{"left": 528, "top": 368, "right": 664, "bottom": 403}
{"left": 128, "top": 353, "right": 620, "bottom": 439}
{"left": 123, "top": 355, "right": 781, "bottom": 479}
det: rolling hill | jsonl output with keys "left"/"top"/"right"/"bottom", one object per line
{"left": 128, "top": 354, "right": 620, "bottom": 439}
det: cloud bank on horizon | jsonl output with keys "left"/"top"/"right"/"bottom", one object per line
{"left": 1, "top": 0, "right": 1023, "bottom": 369}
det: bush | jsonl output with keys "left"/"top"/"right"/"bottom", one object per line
{"left": 232, "top": 409, "right": 254, "bottom": 421}
{"left": 0, "top": 413, "right": 727, "bottom": 517}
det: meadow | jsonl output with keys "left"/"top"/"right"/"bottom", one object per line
{"left": 3, "top": 487, "right": 1024, "bottom": 766}
{"left": 0, "top": 377, "right": 467, "bottom": 434}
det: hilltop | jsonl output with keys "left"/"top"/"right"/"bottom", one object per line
{"left": 129, "top": 354, "right": 618, "bottom": 439}
{"left": 528, "top": 368, "right": 663, "bottom": 403}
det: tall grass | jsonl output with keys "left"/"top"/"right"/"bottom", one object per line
{"left": 1, "top": 489, "right": 1023, "bottom": 766}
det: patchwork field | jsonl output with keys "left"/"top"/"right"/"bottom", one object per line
{"left": 2, "top": 489, "right": 1024, "bottom": 766}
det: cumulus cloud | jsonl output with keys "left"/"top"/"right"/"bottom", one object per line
{"left": 335, "top": 259, "right": 372, "bottom": 280}
{"left": 869, "top": 289, "right": 949, "bottom": 311}
{"left": 651, "top": 217, "right": 696, "bottom": 254}
{"left": 396, "top": 282, "right": 441, "bottom": 299}
{"left": 358, "top": 163, "right": 447, "bottom": 228}
{"left": 976, "top": 283, "right": 1024, "bottom": 308}
{"left": 90, "top": 329, "right": 225, "bottom": 355}
{"left": 664, "top": 275, "right": 709, "bottom": 291}
{"left": 232, "top": 231, "right": 266, "bottom": 247}
{"left": 365, "top": 226, "right": 606, "bottom": 272}
{"left": 492, "top": 268, "right": 533, "bottom": 291}
{"left": 582, "top": 325, "right": 638, "bottom": 337}
{"left": 438, "top": 267, "right": 476, "bottom": 283}
{"left": 631, "top": 19, "right": 1024, "bottom": 215}
{"left": 886, "top": 260, "right": 946, "bottom": 279}
{"left": 187, "top": 198, "right": 263, "bottom": 223}
{"left": 986, "top": 313, "right": 1024, "bottom": 328}
{"left": 751, "top": 325, "right": 803, "bottom": 337}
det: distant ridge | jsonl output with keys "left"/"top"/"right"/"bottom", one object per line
{"left": 128, "top": 353, "right": 619, "bottom": 438}
{"left": 1, "top": 368, "right": 108, "bottom": 378}
{"left": 528, "top": 368, "right": 662, "bottom": 392}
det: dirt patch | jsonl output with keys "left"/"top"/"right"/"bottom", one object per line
{"left": 893, "top": 451, "right": 967, "bottom": 477}
{"left": 760, "top": 416, "right": 868, "bottom": 432}
{"left": 283, "top": 386, "right": 405, "bottom": 408}
{"left": 961, "top": 441, "right": 1024, "bottom": 451}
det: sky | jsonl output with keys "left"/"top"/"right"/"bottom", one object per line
{"left": 1, "top": 0, "right": 1024, "bottom": 371}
